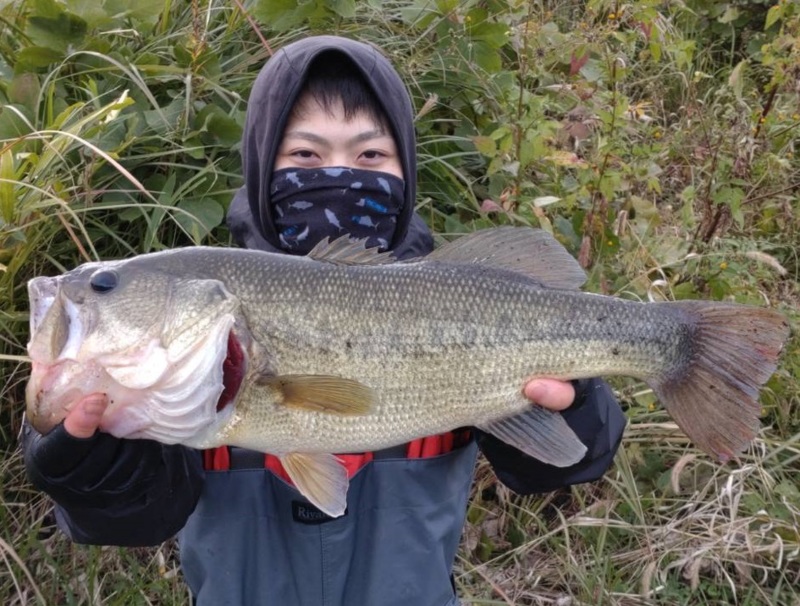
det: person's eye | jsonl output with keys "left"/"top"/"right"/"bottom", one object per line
{"left": 360, "top": 150, "right": 388, "bottom": 164}
{"left": 285, "top": 149, "right": 322, "bottom": 166}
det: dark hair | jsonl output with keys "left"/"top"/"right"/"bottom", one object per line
{"left": 292, "top": 51, "right": 389, "bottom": 129}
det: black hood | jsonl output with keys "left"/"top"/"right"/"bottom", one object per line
{"left": 227, "top": 36, "right": 422, "bottom": 255}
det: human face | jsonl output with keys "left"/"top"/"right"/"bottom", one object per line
{"left": 274, "top": 98, "right": 403, "bottom": 179}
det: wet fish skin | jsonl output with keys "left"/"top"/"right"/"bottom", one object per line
{"left": 25, "top": 228, "right": 791, "bottom": 517}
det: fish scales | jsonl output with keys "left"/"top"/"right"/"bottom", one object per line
{"left": 161, "top": 248, "right": 692, "bottom": 453}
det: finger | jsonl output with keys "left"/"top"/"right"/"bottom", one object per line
{"left": 524, "top": 379, "right": 575, "bottom": 411}
{"left": 63, "top": 394, "right": 108, "bottom": 439}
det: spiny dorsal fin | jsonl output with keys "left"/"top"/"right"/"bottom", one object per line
{"left": 427, "top": 227, "right": 586, "bottom": 290}
{"left": 260, "top": 374, "right": 375, "bottom": 415}
{"left": 307, "top": 235, "right": 396, "bottom": 265}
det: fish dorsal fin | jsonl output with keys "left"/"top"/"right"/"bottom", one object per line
{"left": 307, "top": 235, "right": 396, "bottom": 265}
{"left": 427, "top": 227, "right": 586, "bottom": 290}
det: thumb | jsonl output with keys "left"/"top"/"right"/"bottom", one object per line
{"left": 63, "top": 394, "right": 108, "bottom": 438}
{"left": 524, "top": 379, "right": 575, "bottom": 411}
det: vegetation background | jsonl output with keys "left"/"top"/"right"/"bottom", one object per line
{"left": 0, "top": 0, "right": 798, "bottom": 603}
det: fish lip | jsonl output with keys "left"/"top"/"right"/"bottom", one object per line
{"left": 25, "top": 358, "right": 82, "bottom": 434}
{"left": 28, "top": 276, "right": 59, "bottom": 336}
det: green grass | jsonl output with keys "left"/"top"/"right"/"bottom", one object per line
{"left": 1, "top": 0, "right": 799, "bottom": 604}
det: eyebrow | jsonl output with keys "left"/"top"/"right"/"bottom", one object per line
{"left": 282, "top": 129, "right": 391, "bottom": 147}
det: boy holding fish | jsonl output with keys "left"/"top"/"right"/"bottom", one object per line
{"left": 23, "top": 36, "right": 625, "bottom": 605}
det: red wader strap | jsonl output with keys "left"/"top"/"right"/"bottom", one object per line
{"left": 202, "top": 430, "right": 473, "bottom": 476}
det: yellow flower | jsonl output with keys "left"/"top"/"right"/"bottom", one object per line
{"left": 608, "top": 12, "right": 616, "bottom": 20}
{"left": 719, "top": 261, "right": 728, "bottom": 270}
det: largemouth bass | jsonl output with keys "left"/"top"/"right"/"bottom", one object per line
{"left": 25, "top": 228, "right": 790, "bottom": 516}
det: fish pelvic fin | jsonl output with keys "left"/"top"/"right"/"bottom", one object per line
{"left": 652, "top": 302, "right": 790, "bottom": 462}
{"left": 477, "top": 404, "right": 587, "bottom": 467}
{"left": 307, "top": 235, "right": 396, "bottom": 265}
{"left": 426, "top": 227, "right": 587, "bottom": 290}
{"left": 280, "top": 452, "right": 349, "bottom": 518}
{"left": 260, "top": 374, "right": 375, "bottom": 415}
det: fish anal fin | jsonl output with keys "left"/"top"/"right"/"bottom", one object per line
{"left": 427, "top": 227, "right": 586, "bottom": 290}
{"left": 260, "top": 374, "right": 375, "bottom": 415}
{"left": 307, "top": 235, "right": 396, "bottom": 265}
{"left": 280, "top": 452, "right": 349, "bottom": 518}
{"left": 477, "top": 404, "right": 587, "bottom": 467}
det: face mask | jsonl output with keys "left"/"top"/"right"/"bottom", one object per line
{"left": 270, "top": 167, "right": 404, "bottom": 254}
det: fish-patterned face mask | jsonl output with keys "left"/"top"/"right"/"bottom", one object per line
{"left": 270, "top": 167, "right": 405, "bottom": 254}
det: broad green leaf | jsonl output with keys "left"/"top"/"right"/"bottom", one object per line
{"left": 329, "top": 0, "right": 356, "bottom": 18}
{"left": 105, "top": 0, "right": 165, "bottom": 29}
{"left": 26, "top": 4, "right": 87, "bottom": 53}
{"left": 398, "top": 0, "right": 438, "bottom": 26}
{"left": 436, "top": 0, "right": 459, "bottom": 12}
{"left": 470, "top": 21, "right": 509, "bottom": 49}
{"left": 672, "top": 281, "right": 699, "bottom": 300}
{"left": 195, "top": 105, "right": 242, "bottom": 147}
{"left": 713, "top": 186, "right": 745, "bottom": 228}
{"left": 8, "top": 74, "right": 40, "bottom": 110}
{"left": 175, "top": 197, "right": 224, "bottom": 243}
{"left": 579, "top": 59, "right": 604, "bottom": 83}
{"left": 472, "top": 136, "right": 496, "bottom": 156}
{"left": 719, "top": 7, "right": 739, "bottom": 24}
{"left": 0, "top": 106, "right": 34, "bottom": 140}
{"left": 554, "top": 215, "right": 579, "bottom": 248}
{"left": 443, "top": 213, "right": 468, "bottom": 234}
{"left": 765, "top": 4, "right": 784, "bottom": 30}
{"left": 462, "top": 39, "right": 502, "bottom": 73}
{"left": 253, "top": 0, "right": 317, "bottom": 30}
{"left": 64, "top": 0, "right": 110, "bottom": 28}
{"left": 142, "top": 98, "right": 184, "bottom": 136}
{"left": 15, "top": 46, "right": 64, "bottom": 71}
{"left": 29, "top": 0, "right": 62, "bottom": 18}
{"left": 649, "top": 41, "right": 662, "bottom": 62}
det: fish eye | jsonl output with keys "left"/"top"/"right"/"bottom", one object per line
{"left": 90, "top": 270, "right": 119, "bottom": 293}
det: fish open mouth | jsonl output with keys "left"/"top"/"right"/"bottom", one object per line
{"left": 218, "top": 331, "right": 245, "bottom": 412}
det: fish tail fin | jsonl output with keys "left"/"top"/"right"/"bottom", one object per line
{"left": 651, "top": 302, "right": 789, "bottom": 461}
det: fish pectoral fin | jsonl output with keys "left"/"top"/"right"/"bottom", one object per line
{"left": 307, "top": 235, "right": 396, "bottom": 265}
{"left": 261, "top": 374, "right": 375, "bottom": 415}
{"left": 477, "top": 405, "right": 587, "bottom": 467}
{"left": 280, "top": 452, "right": 349, "bottom": 518}
{"left": 426, "top": 227, "right": 587, "bottom": 290}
